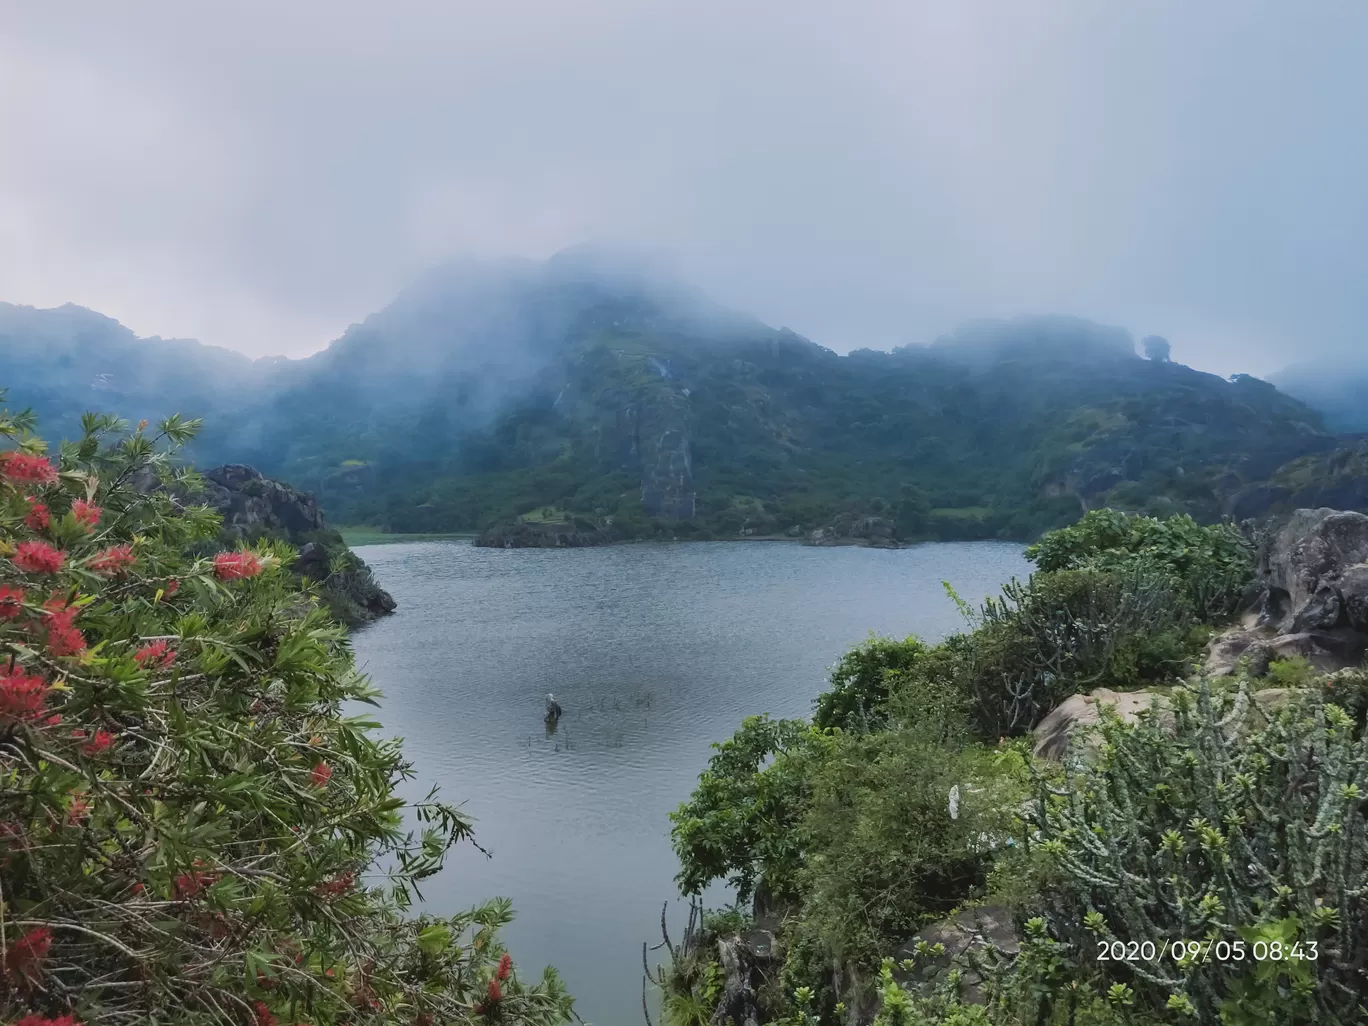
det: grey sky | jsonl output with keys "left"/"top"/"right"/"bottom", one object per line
{"left": 2, "top": 1, "right": 1365, "bottom": 377}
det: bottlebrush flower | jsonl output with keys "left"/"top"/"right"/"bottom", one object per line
{"left": 0, "top": 583, "right": 24, "bottom": 618}
{"left": 42, "top": 596, "right": 85, "bottom": 657}
{"left": 486, "top": 978, "right": 502, "bottom": 1003}
{"left": 66, "top": 794, "right": 91, "bottom": 825}
{"left": 163, "top": 578, "right": 179, "bottom": 596}
{"left": 24, "top": 499, "right": 50, "bottom": 531}
{"left": 497, "top": 952, "right": 512, "bottom": 980}
{"left": 134, "top": 639, "right": 176, "bottom": 669}
{"left": 174, "top": 869, "right": 217, "bottom": 899}
{"left": 87, "top": 544, "right": 136, "bottom": 575}
{"left": 14, "top": 1015, "right": 81, "bottom": 1026}
{"left": 4, "top": 925, "right": 52, "bottom": 984}
{"left": 310, "top": 762, "right": 333, "bottom": 787}
{"left": 0, "top": 669, "right": 49, "bottom": 723}
{"left": 71, "top": 500, "right": 101, "bottom": 529}
{"left": 13, "top": 540, "right": 65, "bottom": 574}
{"left": 213, "top": 550, "right": 263, "bottom": 580}
{"left": 314, "top": 870, "right": 356, "bottom": 896}
{"left": 251, "top": 1000, "right": 277, "bottom": 1026}
{"left": 81, "top": 729, "right": 114, "bottom": 757}
{"left": 1, "top": 452, "right": 58, "bottom": 485}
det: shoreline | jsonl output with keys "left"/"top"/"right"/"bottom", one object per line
{"left": 343, "top": 530, "right": 1030, "bottom": 549}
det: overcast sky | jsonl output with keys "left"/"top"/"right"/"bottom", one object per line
{"left": 2, "top": 2, "right": 1365, "bottom": 376}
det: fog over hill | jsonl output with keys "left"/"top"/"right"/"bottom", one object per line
{"left": 4, "top": 250, "right": 1366, "bottom": 543}
{"left": 3, "top": 2, "right": 1366, "bottom": 376}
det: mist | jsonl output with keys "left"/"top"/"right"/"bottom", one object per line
{"left": 2, "top": 1, "right": 1366, "bottom": 377}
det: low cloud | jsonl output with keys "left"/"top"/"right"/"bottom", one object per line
{"left": 1, "top": 1, "right": 1365, "bottom": 376}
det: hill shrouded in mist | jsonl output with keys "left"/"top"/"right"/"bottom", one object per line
{"left": 1270, "top": 361, "right": 1368, "bottom": 434}
{"left": 3, "top": 248, "right": 1364, "bottom": 541}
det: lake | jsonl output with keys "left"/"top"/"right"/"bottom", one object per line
{"left": 349, "top": 539, "right": 1030, "bottom": 1026}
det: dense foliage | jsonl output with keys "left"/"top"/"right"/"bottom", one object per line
{"left": 997, "top": 678, "right": 1368, "bottom": 1024}
{"left": 661, "top": 511, "right": 1368, "bottom": 1026}
{"left": 0, "top": 405, "right": 571, "bottom": 1025}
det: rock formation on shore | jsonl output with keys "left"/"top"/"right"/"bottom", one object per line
{"left": 1206, "top": 507, "right": 1368, "bottom": 676}
{"left": 197, "top": 465, "right": 397, "bottom": 624}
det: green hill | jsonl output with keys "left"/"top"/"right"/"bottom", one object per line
{"left": 0, "top": 249, "right": 1356, "bottom": 541}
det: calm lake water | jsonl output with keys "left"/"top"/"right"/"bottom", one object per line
{"left": 349, "top": 539, "right": 1029, "bottom": 1026}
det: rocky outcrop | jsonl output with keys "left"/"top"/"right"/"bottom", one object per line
{"left": 1205, "top": 508, "right": 1368, "bottom": 676}
{"left": 892, "top": 905, "right": 1019, "bottom": 1005}
{"left": 193, "top": 465, "right": 396, "bottom": 625}
{"left": 804, "top": 514, "right": 901, "bottom": 549}
{"left": 200, "top": 465, "right": 326, "bottom": 539}
{"left": 1032, "top": 685, "right": 1297, "bottom": 762}
{"left": 1032, "top": 689, "right": 1172, "bottom": 760}
{"left": 611, "top": 384, "right": 696, "bottom": 521}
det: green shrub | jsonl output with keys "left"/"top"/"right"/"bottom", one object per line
{"left": 1025, "top": 509, "right": 1253, "bottom": 622}
{"left": 0, "top": 408, "right": 571, "bottom": 1025}
{"left": 813, "top": 636, "right": 929, "bottom": 732}
{"left": 962, "top": 568, "right": 1189, "bottom": 738}
{"left": 795, "top": 735, "right": 1022, "bottom": 969}
{"left": 670, "top": 715, "right": 827, "bottom": 903}
{"left": 1000, "top": 679, "right": 1368, "bottom": 1024}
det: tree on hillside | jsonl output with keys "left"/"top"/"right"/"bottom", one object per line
{"left": 0, "top": 401, "right": 572, "bottom": 1025}
{"left": 1142, "top": 335, "right": 1172, "bottom": 362}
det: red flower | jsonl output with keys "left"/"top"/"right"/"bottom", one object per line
{"left": 4, "top": 925, "right": 52, "bottom": 984}
{"left": 87, "top": 544, "right": 136, "bottom": 575}
{"left": 310, "top": 762, "right": 333, "bottom": 787}
{"left": 486, "top": 978, "right": 502, "bottom": 1003}
{"left": 0, "top": 669, "right": 48, "bottom": 724}
{"left": 81, "top": 730, "right": 114, "bottom": 757}
{"left": 0, "top": 583, "right": 24, "bottom": 618}
{"left": 315, "top": 870, "right": 356, "bottom": 896}
{"left": 164, "top": 578, "right": 180, "bottom": 596}
{"left": 42, "top": 597, "right": 85, "bottom": 657}
{"left": 66, "top": 795, "right": 91, "bottom": 825}
{"left": 251, "top": 1000, "right": 277, "bottom": 1026}
{"left": 1, "top": 452, "right": 58, "bottom": 485}
{"left": 43, "top": 714, "right": 63, "bottom": 727}
{"left": 24, "top": 500, "right": 50, "bottom": 531}
{"left": 174, "top": 869, "right": 216, "bottom": 899}
{"left": 134, "top": 639, "right": 176, "bottom": 669}
{"left": 46, "top": 625, "right": 85, "bottom": 656}
{"left": 71, "top": 500, "right": 101, "bottom": 530}
{"left": 14, "top": 1015, "right": 80, "bottom": 1026}
{"left": 213, "top": 550, "right": 263, "bottom": 580}
{"left": 13, "top": 540, "right": 65, "bottom": 574}
{"left": 497, "top": 953, "right": 512, "bottom": 980}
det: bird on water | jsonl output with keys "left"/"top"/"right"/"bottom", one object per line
{"left": 545, "top": 693, "right": 562, "bottom": 721}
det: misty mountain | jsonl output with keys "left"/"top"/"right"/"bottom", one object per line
{"left": 1269, "top": 361, "right": 1368, "bottom": 433}
{"left": 2, "top": 249, "right": 1364, "bottom": 540}
{"left": 0, "top": 301, "right": 269, "bottom": 449}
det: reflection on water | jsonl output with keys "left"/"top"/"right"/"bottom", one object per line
{"left": 349, "top": 539, "right": 1029, "bottom": 1026}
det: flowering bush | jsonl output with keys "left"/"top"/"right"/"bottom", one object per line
{"left": 0, "top": 402, "right": 572, "bottom": 1025}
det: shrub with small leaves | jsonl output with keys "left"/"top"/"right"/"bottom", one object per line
{"left": 1000, "top": 679, "right": 1368, "bottom": 1024}
{"left": 0, "top": 400, "right": 572, "bottom": 1025}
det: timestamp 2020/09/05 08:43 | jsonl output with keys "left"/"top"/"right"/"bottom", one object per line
{"left": 1095, "top": 938, "right": 1319, "bottom": 965}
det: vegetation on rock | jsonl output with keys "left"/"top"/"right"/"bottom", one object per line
{"left": 664, "top": 509, "right": 1368, "bottom": 1025}
{"left": 0, "top": 401, "right": 570, "bottom": 1025}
